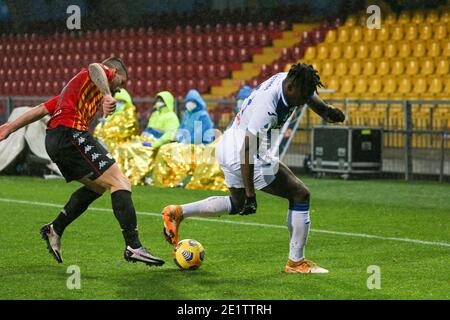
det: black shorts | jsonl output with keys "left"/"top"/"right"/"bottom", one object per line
{"left": 45, "top": 126, "right": 116, "bottom": 182}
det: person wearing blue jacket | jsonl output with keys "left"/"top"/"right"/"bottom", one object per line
{"left": 177, "top": 89, "right": 214, "bottom": 145}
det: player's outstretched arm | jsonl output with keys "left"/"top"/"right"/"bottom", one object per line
{"left": 238, "top": 131, "right": 258, "bottom": 215}
{"left": 88, "top": 63, "right": 116, "bottom": 116}
{"left": 307, "top": 94, "right": 345, "bottom": 123}
{"left": 0, "top": 104, "right": 49, "bottom": 142}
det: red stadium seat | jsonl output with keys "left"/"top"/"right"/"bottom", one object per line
{"left": 216, "top": 49, "right": 226, "bottom": 63}
{"left": 194, "top": 35, "right": 203, "bottom": 49}
{"left": 197, "top": 79, "right": 209, "bottom": 94}
{"left": 227, "top": 48, "right": 237, "bottom": 63}
{"left": 165, "top": 65, "right": 174, "bottom": 78}
{"left": 207, "top": 64, "right": 217, "bottom": 79}
{"left": 175, "top": 50, "right": 184, "bottom": 64}
{"left": 205, "top": 49, "right": 215, "bottom": 64}
{"left": 185, "top": 50, "right": 194, "bottom": 63}
{"left": 217, "top": 64, "right": 229, "bottom": 78}
{"left": 145, "top": 65, "right": 154, "bottom": 78}
{"left": 155, "top": 51, "right": 164, "bottom": 64}
{"left": 225, "top": 34, "right": 235, "bottom": 48}
{"left": 195, "top": 50, "right": 204, "bottom": 64}
{"left": 175, "top": 37, "right": 183, "bottom": 50}
{"left": 196, "top": 64, "right": 206, "bottom": 79}
{"left": 205, "top": 35, "right": 214, "bottom": 48}
{"left": 215, "top": 35, "right": 224, "bottom": 48}
{"left": 155, "top": 65, "right": 164, "bottom": 79}
{"left": 185, "top": 64, "right": 195, "bottom": 79}
{"left": 174, "top": 65, "right": 185, "bottom": 79}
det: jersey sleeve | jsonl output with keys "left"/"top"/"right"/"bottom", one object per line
{"left": 99, "top": 63, "right": 114, "bottom": 82}
{"left": 43, "top": 95, "right": 60, "bottom": 114}
{"left": 246, "top": 93, "right": 277, "bottom": 136}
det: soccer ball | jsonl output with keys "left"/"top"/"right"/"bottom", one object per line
{"left": 174, "top": 239, "right": 205, "bottom": 270}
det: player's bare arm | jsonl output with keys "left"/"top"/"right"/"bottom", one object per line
{"left": 307, "top": 94, "right": 345, "bottom": 123}
{"left": 88, "top": 63, "right": 116, "bottom": 116}
{"left": 0, "top": 104, "right": 49, "bottom": 141}
{"left": 239, "top": 131, "right": 258, "bottom": 215}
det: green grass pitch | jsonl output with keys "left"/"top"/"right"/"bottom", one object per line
{"left": 0, "top": 176, "right": 448, "bottom": 300}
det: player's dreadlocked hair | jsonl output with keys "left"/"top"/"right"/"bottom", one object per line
{"left": 102, "top": 56, "right": 128, "bottom": 79}
{"left": 287, "top": 63, "right": 324, "bottom": 97}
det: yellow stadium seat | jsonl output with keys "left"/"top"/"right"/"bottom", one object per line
{"left": 317, "top": 44, "right": 328, "bottom": 60}
{"left": 341, "top": 78, "right": 354, "bottom": 95}
{"left": 398, "top": 11, "right": 411, "bottom": 24}
{"left": 391, "top": 25, "right": 404, "bottom": 41}
{"left": 356, "top": 43, "right": 369, "bottom": 59}
{"left": 335, "top": 61, "right": 348, "bottom": 76}
{"left": 321, "top": 61, "right": 334, "bottom": 77}
{"left": 337, "top": 27, "right": 350, "bottom": 43}
{"left": 429, "top": 78, "right": 443, "bottom": 95}
{"left": 343, "top": 43, "right": 355, "bottom": 59}
{"left": 377, "top": 60, "right": 390, "bottom": 76}
{"left": 345, "top": 16, "right": 357, "bottom": 27}
{"left": 398, "top": 41, "right": 411, "bottom": 58}
{"left": 326, "top": 78, "right": 340, "bottom": 92}
{"left": 349, "top": 60, "right": 362, "bottom": 76}
{"left": 405, "top": 58, "right": 419, "bottom": 76}
{"left": 363, "top": 60, "right": 376, "bottom": 76}
{"left": 441, "top": 78, "right": 450, "bottom": 97}
{"left": 443, "top": 40, "right": 450, "bottom": 57}
{"left": 329, "top": 44, "right": 342, "bottom": 59}
{"left": 377, "top": 27, "right": 390, "bottom": 41}
{"left": 433, "top": 24, "right": 447, "bottom": 40}
{"left": 324, "top": 30, "right": 337, "bottom": 43}
{"left": 384, "top": 77, "right": 397, "bottom": 95}
{"left": 368, "top": 78, "right": 383, "bottom": 95}
{"left": 420, "top": 58, "right": 434, "bottom": 76}
{"left": 370, "top": 43, "right": 383, "bottom": 59}
{"left": 413, "top": 77, "right": 428, "bottom": 96}
{"left": 425, "top": 10, "right": 439, "bottom": 24}
{"left": 412, "top": 11, "right": 425, "bottom": 24}
{"left": 441, "top": 12, "right": 449, "bottom": 23}
{"left": 354, "top": 78, "right": 368, "bottom": 95}
{"left": 391, "top": 58, "right": 405, "bottom": 76}
{"left": 412, "top": 41, "right": 426, "bottom": 58}
{"left": 428, "top": 40, "right": 441, "bottom": 57}
{"left": 398, "top": 78, "right": 412, "bottom": 95}
{"left": 384, "top": 42, "right": 397, "bottom": 58}
{"left": 304, "top": 47, "right": 316, "bottom": 60}
{"left": 405, "top": 25, "right": 418, "bottom": 41}
{"left": 364, "top": 28, "right": 377, "bottom": 42}
{"left": 351, "top": 27, "right": 363, "bottom": 43}
{"left": 435, "top": 57, "right": 450, "bottom": 76}
{"left": 385, "top": 13, "right": 397, "bottom": 25}
{"left": 419, "top": 25, "right": 432, "bottom": 40}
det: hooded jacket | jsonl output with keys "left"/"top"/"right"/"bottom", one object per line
{"left": 177, "top": 89, "right": 214, "bottom": 145}
{"left": 94, "top": 88, "right": 139, "bottom": 148}
{"left": 146, "top": 91, "right": 180, "bottom": 148}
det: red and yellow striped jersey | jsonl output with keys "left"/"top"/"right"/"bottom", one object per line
{"left": 45, "top": 64, "right": 114, "bottom": 131}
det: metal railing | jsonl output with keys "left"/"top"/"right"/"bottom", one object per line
{"left": 1, "top": 96, "right": 449, "bottom": 182}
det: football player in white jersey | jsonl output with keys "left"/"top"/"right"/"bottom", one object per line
{"left": 162, "top": 63, "right": 345, "bottom": 273}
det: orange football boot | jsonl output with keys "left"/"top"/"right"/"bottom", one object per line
{"left": 162, "top": 205, "right": 184, "bottom": 246}
{"left": 284, "top": 259, "right": 329, "bottom": 274}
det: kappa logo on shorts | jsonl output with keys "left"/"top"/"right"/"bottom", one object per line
{"left": 98, "top": 161, "right": 107, "bottom": 169}
{"left": 73, "top": 132, "right": 82, "bottom": 139}
{"left": 91, "top": 153, "right": 100, "bottom": 161}
{"left": 85, "top": 145, "right": 93, "bottom": 153}
{"left": 77, "top": 137, "right": 86, "bottom": 145}
{"left": 106, "top": 153, "right": 113, "bottom": 160}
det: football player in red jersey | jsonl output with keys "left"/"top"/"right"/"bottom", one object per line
{"left": 0, "top": 57, "right": 165, "bottom": 266}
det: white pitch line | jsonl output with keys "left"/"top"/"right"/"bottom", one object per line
{"left": 0, "top": 197, "right": 449, "bottom": 248}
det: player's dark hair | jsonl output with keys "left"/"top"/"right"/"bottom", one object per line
{"left": 102, "top": 57, "right": 128, "bottom": 79}
{"left": 287, "top": 63, "right": 324, "bottom": 97}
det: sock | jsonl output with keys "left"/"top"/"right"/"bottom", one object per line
{"left": 286, "top": 201, "right": 311, "bottom": 262}
{"left": 52, "top": 186, "right": 103, "bottom": 236}
{"left": 111, "top": 190, "right": 142, "bottom": 249}
{"left": 181, "top": 196, "right": 232, "bottom": 218}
